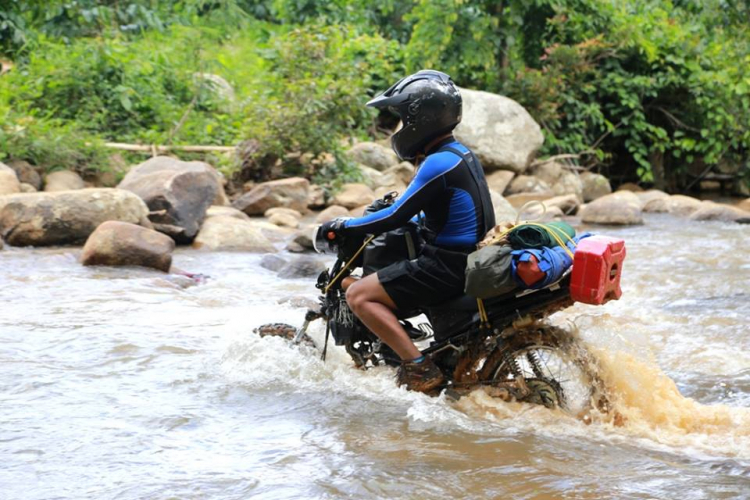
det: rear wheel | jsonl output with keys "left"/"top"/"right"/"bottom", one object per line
{"left": 479, "top": 325, "right": 609, "bottom": 416}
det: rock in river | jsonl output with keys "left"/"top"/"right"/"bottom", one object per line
{"left": 580, "top": 191, "right": 643, "bottom": 225}
{"left": 118, "top": 156, "right": 225, "bottom": 243}
{"left": 81, "top": 221, "right": 175, "bottom": 272}
{"left": 531, "top": 162, "right": 583, "bottom": 201}
{"left": 233, "top": 177, "right": 310, "bottom": 216}
{"left": 260, "top": 254, "right": 288, "bottom": 272}
{"left": 277, "top": 256, "right": 328, "bottom": 279}
{"left": 643, "top": 194, "right": 703, "bottom": 217}
{"left": 689, "top": 202, "right": 750, "bottom": 223}
{"left": 193, "top": 215, "right": 276, "bottom": 252}
{"left": 579, "top": 171, "right": 612, "bottom": 202}
{"left": 0, "top": 188, "right": 150, "bottom": 246}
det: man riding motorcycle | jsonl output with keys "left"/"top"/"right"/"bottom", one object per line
{"left": 321, "top": 70, "right": 496, "bottom": 393}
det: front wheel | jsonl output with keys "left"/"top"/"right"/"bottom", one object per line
{"left": 479, "top": 325, "right": 609, "bottom": 417}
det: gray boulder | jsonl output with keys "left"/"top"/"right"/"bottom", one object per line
{"left": 539, "top": 194, "right": 581, "bottom": 215}
{"left": 6, "top": 160, "right": 42, "bottom": 190}
{"left": 531, "top": 162, "right": 584, "bottom": 201}
{"left": 278, "top": 256, "right": 328, "bottom": 279}
{"left": 580, "top": 191, "right": 643, "bottom": 225}
{"left": 118, "top": 156, "right": 225, "bottom": 242}
{"left": 644, "top": 194, "right": 702, "bottom": 217}
{"left": 205, "top": 206, "right": 251, "bottom": 221}
{"left": 81, "top": 221, "right": 175, "bottom": 272}
{"left": 44, "top": 170, "right": 85, "bottom": 192}
{"left": 490, "top": 190, "right": 517, "bottom": 224}
{"left": 635, "top": 190, "right": 669, "bottom": 209}
{"left": 292, "top": 225, "right": 316, "bottom": 250}
{"left": 315, "top": 205, "right": 350, "bottom": 223}
{"left": 579, "top": 172, "right": 612, "bottom": 202}
{"left": 506, "top": 175, "right": 550, "bottom": 195}
{"left": 359, "top": 165, "right": 392, "bottom": 190}
{"left": 307, "top": 184, "right": 326, "bottom": 209}
{"left": 616, "top": 182, "right": 644, "bottom": 192}
{"left": 486, "top": 170, "right": 515, "bottom": 195}
{"left": 0, "top": 188, "right": 150, "bottom": 246}
{"left": 192, "top": 215, "right": 277, "bottom": 252}
{"left": 505, "top": 191, "right": 556, "bottom": 209}
{"left": 245, "top": 219, "right": 295, "bottom": 243}
{"left": 332, "top": 183, "right": 375, "bottom": 209}
{"left": 453, "top": 88, "right": 544, "bottom": 173}
{"left": 689, "top": 202, "right": 750, "bottom": 222}
{"left": 267, "top": 211, "right": 300, "bottom": 229}
{"left": 383, "top": 162, "right": 415, "bottom": 185}
{"left": 233, "top": 177, "right": 310, "bottom": 215}
{"left": 347, "top": 142, "right": 399, "bottom": 171}
{"left": 0, "top": 162, "right": 21, "bottom": 195}
{"left": 260, "top": 254, "right": 288, "bottom": 272}
{"left": 520, "top": 205, "right": 566, "bottom": 222}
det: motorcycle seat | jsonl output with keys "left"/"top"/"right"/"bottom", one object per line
{"left": 435, "top": 293, "right": 485, "bottom": 312}
{"left": 432, "top": 271, "right": 572, "bottom": 313}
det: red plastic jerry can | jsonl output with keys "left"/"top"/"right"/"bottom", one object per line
{"left": 570, "top": 236, "right": 626, "bottom": 305}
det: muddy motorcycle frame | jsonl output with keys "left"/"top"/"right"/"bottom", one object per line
{"left": 289, "top": 215, "right": 626, "bottom": 412}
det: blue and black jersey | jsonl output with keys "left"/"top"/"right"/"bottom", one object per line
{"left": 344, "top": 138, "right": 495, "bottom": 249}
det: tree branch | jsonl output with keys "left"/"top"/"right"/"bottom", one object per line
{"left": 102, "top": 142, "right": 236, "bottom": 153}
{"left": 531, "top": 151, "right": 596, "bottom": 168}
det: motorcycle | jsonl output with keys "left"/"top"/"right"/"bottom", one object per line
{"left": 258, "top": 194, "right": 625, "bottom": 417}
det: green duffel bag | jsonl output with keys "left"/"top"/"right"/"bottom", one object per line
{"left": 464, "top": 244, "right": 517, "bottom": 299}
{"left": 507, "top": 221, "right": 576, "bottom": 249}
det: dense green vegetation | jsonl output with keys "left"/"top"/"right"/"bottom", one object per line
{"left": 1, "top": 0, "right": 748, "bottom": 191}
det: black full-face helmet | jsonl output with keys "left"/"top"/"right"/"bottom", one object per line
{"left": 367, "top": 70, "right": 462, "bottom": 161}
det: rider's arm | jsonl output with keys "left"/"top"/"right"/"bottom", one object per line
{"left": 343, "top": 151, "right": 461, "bottom": 235}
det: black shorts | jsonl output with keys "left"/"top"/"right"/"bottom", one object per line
{"left": 377, "top": 244, "right": 470, "bottom": 311}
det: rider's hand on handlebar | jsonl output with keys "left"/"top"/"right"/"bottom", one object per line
{"left": 320, "top": 217, "right": 348, "bottom": 240}
{"left": 315, "top": 217, "right": 351, "bottom": 253}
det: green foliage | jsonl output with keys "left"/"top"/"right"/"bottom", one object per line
{"left": 0, "top": 8, "right": 28, "bottom": 56}
{"left": 404, "top": 0, "right": 499, "bottom": 88}
{"left": 0, "top": 107, "right": 110, "bottom": 173}
{"left": 239, "top": 24, "right": 400, "bottom": 184}
{"left": 2, "top": 0, "right": 749, "bottom": 191}
{"left": 498, "top": 1, "right": 750, "bottom": 188}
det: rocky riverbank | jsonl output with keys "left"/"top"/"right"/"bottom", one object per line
{"left": 1, "top": 89, "right": 749, "bottom": 275}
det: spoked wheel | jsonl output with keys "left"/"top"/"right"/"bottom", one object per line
{"left": 479, "top": 325, "right": 609, "bottom": 417}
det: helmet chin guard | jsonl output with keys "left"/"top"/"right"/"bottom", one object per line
{"left": 367, "top": 70, "right": 462, "bottom": 161}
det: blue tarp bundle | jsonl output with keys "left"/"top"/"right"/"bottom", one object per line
{"left": 510, "top": 233, "right": 592, "bottom": 289}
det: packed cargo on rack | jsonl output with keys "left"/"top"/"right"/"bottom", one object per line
{"left": 464, "top": 203, "right": 626, "bottom": 306}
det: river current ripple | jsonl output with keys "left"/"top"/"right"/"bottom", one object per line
{"left": 1, "top": 213, "right": 749, "bottom": 499}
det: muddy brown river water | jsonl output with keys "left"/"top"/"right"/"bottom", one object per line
{"left": 1, "top": 213, "right": 749, "bottom": 499}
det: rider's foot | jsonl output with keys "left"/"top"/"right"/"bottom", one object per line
{"left": 397, "top": 356, "right": 445, "bottom": 394}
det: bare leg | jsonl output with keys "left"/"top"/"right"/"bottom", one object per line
{"left": 345, "top": 274, "right": 421, "bottom": 360}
